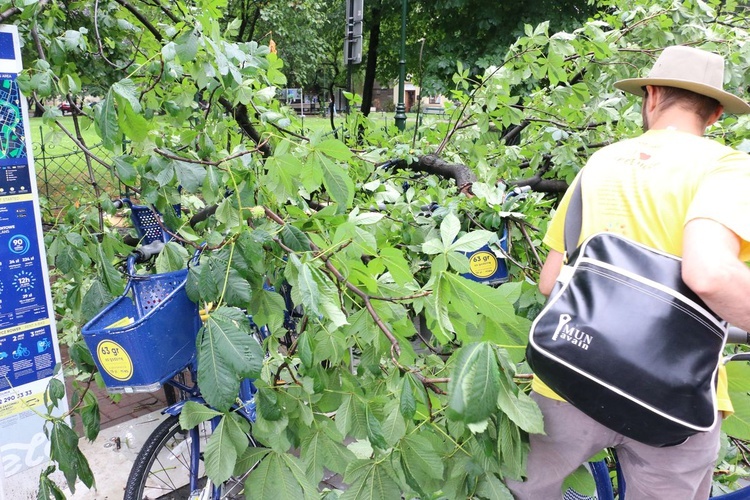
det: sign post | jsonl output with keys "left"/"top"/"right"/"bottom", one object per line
{"left": 0, "top": 25, "right": 68, "bottom": 498}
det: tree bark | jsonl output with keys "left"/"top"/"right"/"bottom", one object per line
{"left": 399, "top": 154, "right": 570, "bottom": 194}
{"left": 218, "top": 98, "right": 273, "bottom": 157}
{"left": 402, "top": 154, "right": 476, "bottom": 191}
{"left": 360, "top": 0, "right": 382, "bottom": 116}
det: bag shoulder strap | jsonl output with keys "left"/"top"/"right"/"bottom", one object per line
{"left": 564, "top": 174, "right": 583, "bottom": 257}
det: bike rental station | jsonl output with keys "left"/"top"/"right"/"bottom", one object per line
{"left": 0, "top": 25, "right": 70, "bottom": 499}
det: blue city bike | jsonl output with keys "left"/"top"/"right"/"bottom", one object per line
{"left": 564, "top": 326, "right": 750, "bottom": 500}
{"left": 81, "top": 181, "right": 526, "bottom": 499}
{"left": 82, "top": 244, "right": 277, "bottom": 499}
{"left": 82, "top": 194, "right": 304, "bottom": 499}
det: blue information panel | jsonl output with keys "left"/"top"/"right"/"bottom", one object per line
{"left": 0, "top": 26, "right": 66, "bottom": 491}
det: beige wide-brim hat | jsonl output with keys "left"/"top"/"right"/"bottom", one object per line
{"left": 614, "top": 45, "right": 750, "bottom": 115}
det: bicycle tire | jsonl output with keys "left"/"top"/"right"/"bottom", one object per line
{"left": 124, "top": 414, "right": 258, "bottom": 499}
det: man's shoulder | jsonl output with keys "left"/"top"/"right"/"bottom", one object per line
{"left": 601, "top": 130, "right": 747, "bottom": 160}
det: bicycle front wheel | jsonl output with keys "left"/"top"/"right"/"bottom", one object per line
{"left": 123, "top": 414, "right": 257, "bottom": 499}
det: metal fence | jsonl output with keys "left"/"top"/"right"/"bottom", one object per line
{"left": 32, "top": 130, "right": 120, "bottom": 223}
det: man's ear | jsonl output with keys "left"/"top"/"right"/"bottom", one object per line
{"left": 705, "top": 105, "right": 724, "bottom": 127}
{"left": 643, "top": 85, "right": 659, "bottom": 112}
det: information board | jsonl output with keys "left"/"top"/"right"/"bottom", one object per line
{"left": 0, "top": 25, "right": 67, "bottom": 496}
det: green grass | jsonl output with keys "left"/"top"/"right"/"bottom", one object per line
{"left": 29, "top": 117, "right": 118, "bottom": 214}
{"left": 29, "top": 116, "right": 103, "bottom": 152}
{"left": 30, "top": 111, "right": 428, "bottom": 214}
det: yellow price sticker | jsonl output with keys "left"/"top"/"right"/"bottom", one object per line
{"left": 96, "top": 340, "right": 133, "bottom": 381}
{"left": 468, "top": 251, "right": 498, "bottom": 278}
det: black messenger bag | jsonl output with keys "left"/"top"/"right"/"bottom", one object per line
{"left": 526, "top": 179, "right": 727, "bottom": 447}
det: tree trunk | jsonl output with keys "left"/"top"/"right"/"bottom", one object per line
{"left": 360, "top": 0, "right": 382, "bottom": 116}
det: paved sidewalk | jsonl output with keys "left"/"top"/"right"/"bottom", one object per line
{"left": 64, "top": 410, "right": 167, "bottom": 499}
{"left": 61, "top": 345, "right": 169, "bottom": 431}
{"left": 60, "top": 345, "right": 170, "bottom": 498}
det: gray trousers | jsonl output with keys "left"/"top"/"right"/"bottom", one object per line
{"left": 505, "top": 392, "right": 721, "bottom": 500}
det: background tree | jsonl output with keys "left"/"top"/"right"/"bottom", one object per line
{"left": 369, "top": 0, "right": 599, "bottom": 98}
{"left": 5, "top": 0, "right": 750, "bottom": 497}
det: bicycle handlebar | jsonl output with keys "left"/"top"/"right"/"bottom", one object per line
{"left": 112, "top": 198, "right": 132, "bottom": 210}
{"left": 126, "top": 241, "right": 166, "bottom": 274}
{"left": 727, "top": 326, "right": 750, "bottom": 345}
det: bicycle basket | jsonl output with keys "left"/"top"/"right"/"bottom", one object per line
{"left": 460, "top": 223, "right": 510, "bottom": 285}
{"left": 129, "top": 203, "right": 181, "bottom": 245}
{"left": 81, "top": 268, "right": 200, "bottom": 393}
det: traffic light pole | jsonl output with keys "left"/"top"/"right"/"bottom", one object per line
{"left": 394, "top": 0, "right": 407, "bottom": 131}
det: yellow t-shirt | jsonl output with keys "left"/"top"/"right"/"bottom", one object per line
{"left": 534, "top": 129, "right": 750, "bottom": 413}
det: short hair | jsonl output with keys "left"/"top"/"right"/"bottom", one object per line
{"left": 655, "top": 86, "right": 722, "bottom": 122}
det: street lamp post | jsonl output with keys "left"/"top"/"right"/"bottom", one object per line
{"left": 394, "top": 0, "right": 407, "bottom": 131}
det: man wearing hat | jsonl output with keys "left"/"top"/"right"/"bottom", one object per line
{"left": 507, "top": 46, "right": 750, "bottom": 499}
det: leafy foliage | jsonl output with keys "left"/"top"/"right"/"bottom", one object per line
{"left": 12, "top": 0, "right": 750, "bottom": 497}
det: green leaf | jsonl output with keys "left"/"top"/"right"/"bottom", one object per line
{"left": 723, "top": 361, "right": 750, "bottom": 439}
{"left": 223, "top": 268, "right": 253, "bottom": 308}
{"left": 49, "top": 421, "right": 80, "bottom": 490}
{"left": 203, "top": 306, "right": 264, "bottom": 377}
{"left": 46, "top": 378, "right": 66, "bottom": 408}
{"left": 68, "top": 341, "right": 96, "bottom": 372}
{"left": 497, "top": 413, "right": 528, "bottom": 480}
{"left": 425, "top": 273, "right": 454, "bottom": 343}
{"left": 307, "top": 264, "right": 348, "bottom": 329}
{"left": 496, "top": 384, "right": 544, "bottom": 434}
{"left": 96, "top": 89, "right": 121, "bottom": 150}
{"left": 440, "top": 212, "right": 461, "bottom": 249}
{"left": 119, "top": 102, "right": 150, "bottom": 142}
{"left": 312, "top": 424, "right": 356, "bottom": 476}
{"left": 197, "top": 307, "right": 263, "bottom": 410}
{"left": 285, "top": 255, "right": 347, "bottom": 328}
{"left": 204, "top": 414, "right": 249, "bottom": 484}
{"left": 80, "top": 393, "right": 100, "bottom": 441}
{"left": 340, "top": 459, "right": 401, "bottom": 500}
{"left": 112, "top": 78, "right": 142, "bottom": 112}
{"left": 286, "top": 256, "right": 322, "bottom": 317}
{"left": 281, "top": 224, "right": 310, "bottom": 252}
{"left": 562, "top": 465, "right": 597, "bottom": 498}
{"left": 196, "top": 259, "right": 222, "bottom": 302}
{"left": 244, "top": 451, "right": 316, "bottom": 500}
{"left": 447, "top": 342, "right": 500, "bottom": 424}
{"left": 316, "top": 138, "right": 354, "bottom": 161}
{"left": 265, "top": 154, "right": 305, "bottom": 201}
{"left": 113, "top": 155, "right": 138, "bottom": 185}
{"left": 175, "top": 160, "right": 207, "bottom": 193}
{"left": 443, "top": 273, "right": 517, "bottom": 327}
{"left": 317, "top": 155, "right": 354, "bottom": 209}
{"left": 381, "top": 404, "right": 406, "bottom": 446}
{"left": 280, "top": 452, "right": 320, "bottom": 499}
{"left": 421, "top": 237, "right": 445, "bottom": 255}
{"left": 300, "top": 430, "right": 330, "bottom": 481}
{"left": 235, "top": 446, "right": 271, "bottom": 476}
{"left": 175, "top": 29, "right": 200, "bottom": 62}
{"left": 365, "top": 404, "right": 388, "bottom": 450}
{"left": 55, "top": 243, "right": 83, "bottom": 275}
{"left": 399, "top": 375, "right": 416, "bottom": 419}
{"left": 377, "top": 247, "right": 413, "bottom": 286}
{"left": 476, "top": 473, "right": 514, "bottom": 499}
{"left": 74, "top": 448, "right": 95, "bottom": 489}
{"left": 155, "top": 242, "right": 189, "bottom": 273}
{"left": 38, "top": 468, "right": 66, "bottom": 500}
{"left": 249, "top": 288, "right": 286, "bottom": 337}
{"left": 81, "top": 280, "right": 114, "bottom": 322}
{"left": 400, "top": 433, "right": 444, "bottom": 485}
{"left": 179, "top": 400, "right": 222, "bottom": 429}
{"left": 449, "top": 230, "right": 494, "bottom": 253}
{"left": 257, "top": 386, "right": 283, "bottom": 421}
